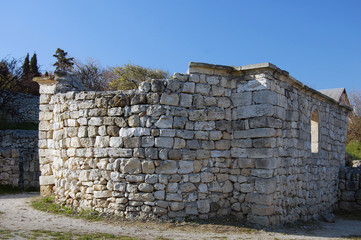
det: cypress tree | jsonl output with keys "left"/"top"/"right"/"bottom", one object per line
{"left": 30, "top": 53, "right": 41, "bottom": 77}
{"left": 22, "top": 53, "right": 30, "bottom": 80}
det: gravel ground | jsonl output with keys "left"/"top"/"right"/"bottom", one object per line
{"left": 0, "top": 193, "right": 361, "bottom": 240}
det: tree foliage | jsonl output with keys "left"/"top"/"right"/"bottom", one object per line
{"left": 347, "top": 91, "right": 361, "bottom": 143}
{"left": 53, "top": 48, "right": 74, "bottom": 72}
{"left": 72, "top": 59, "right": 114, "bottom": 91}
{"left": 20, "top": 53, "right": 40, "bottom": 95}
{"left": 109, "top": 63, "right": 169, "bottom": 90}
{"left": 0, "top": 57, "right": 22, "bottom": 122}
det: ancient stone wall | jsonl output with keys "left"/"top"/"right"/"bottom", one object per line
{"left": 35, "top": 63, "right": 350, "bottom": 225}
{"left": 0, "top": 130, "right": 40, "bottom": 189}
{"left": 339, "top": 167, "right": 361, "bottom": 212}
{"left": 0, "top": 92, "right": 39, "bottom": 123}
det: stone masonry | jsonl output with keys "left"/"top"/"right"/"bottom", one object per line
{"left": 34, "top": 62, "right": 351, "bottom": 226}
{"left": 339, "top": 166, "right": 361, "bottom": 212}
{"left": 0, "top": 130, "right": 40, "bottom": 189}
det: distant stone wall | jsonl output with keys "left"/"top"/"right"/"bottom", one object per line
{"left": 339, "top": 167, "right": 361, "bottom": 211}
{"left": 0, "top": 130, "right": 40, "bottom": 189}
{"left": 35, "top": 63, "right": 350, "bottom": 226}
{"left": 0, "top": 92, "right": 39, "bottom": 123}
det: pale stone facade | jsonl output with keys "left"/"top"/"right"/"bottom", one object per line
{"left": 34, "top": 62, "right": 351, "bottom": 225}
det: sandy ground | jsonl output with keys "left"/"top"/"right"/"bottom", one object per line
{"left": 0, "top": 193, "right": 361, "bottom": 240}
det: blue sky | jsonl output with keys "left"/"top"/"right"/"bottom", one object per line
{"left": 1, "top": 0, "right": 360, "bottom": 91}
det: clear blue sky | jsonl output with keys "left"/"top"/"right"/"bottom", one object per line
{"left": 1, "top": 0, "right": 360, "bottom": 91}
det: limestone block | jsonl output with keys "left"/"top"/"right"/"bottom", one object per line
{"left": 195, "top": 84, "right": 211, "bottom": 95}
{"left": 240, "top": 183, "right": 253, "bottom": 192}
{"left": 168, "top": 150, "right": 181, "bottom": 160}
{"left": 247, "top": 148, "right": 273, "bottom": 158}
{"left": 210, "top": 150, "right": 230, "bottom": 158}
{"left": 197, "top": 199, "right": 210, "bottom": 213}
{"left": 88, "top": 117, "right": 103, "bottom": 126}
{"left": 222, "top": 180, "right": 233, "bottom": 193}
{"left": 93, "top": 190, "right": 112, "bottom": 199}
{"left": 109, "top": 137, "right": 123, "bottom": 148}
{"left": 156, "top": 160, "right": 178, "bottom": 174}
{"left": 154, "top": 190, "right": 165, "bottom": 200}
{"left": 120, "top": 158, "right": 141, "bottom": 174}
{"left": 167, "top": 183, "right": 178, "bottom": 193}
{"left": 123, "top": 137, "right": 141, "bottom": 148}
{"left": 252, "top": 205, "right": 274, "bottom": 216}
{"left": 245, "top": 193, "right": 273, "bottom": 206}
{"left": 139, "top": 137, "right": 154, "bottom": 148}
{"left": 201, "top": 172, "right": 214, "bottom": 183}
{"left": 231, "top": 148, "right": 247, "bottom": 158}
{"left": 94, "top": 136, "right": 110, "bottom": 148}
{"left": 180, "top": 93, "right": 193, "bottom": 108}
{"left": 234, "top": 128, "right": 276, "bottom": 139}
{"left": 231, "top": 202, "right": 241, "bottom": 212}
{"left": 155, "top": 116, "right": 173, "bottom": 129}
{"left": 237, "top": 78, "right": 269, "bottom": 92}
{"left": 182, "top": 82, "right": 195, "bottom": 93}
{"left": 166, "top": 79, "right": 181, "bottom": 92}
{"left": 128, "top": 115, "right": 140, "bottom": 127}
{"left": 233, "top": 104, "right": 274, "bottom": 120}
{"left": 211, "top": 86, "right": 225, "bottom": 96}
{"left": 188, "top": 110, "right": 207, "bottom": 121}
{"left": 194, "top": 121, "right": 215, "bottom": 131}
{"left": 231, "top": 92, "right": 252, "bottom": 106}
{"left": 129, "top": 193, "right": 155, "bottom": 202}
{"left": 141, "top": 160, "right": 155, "bottom": 174}
{"left": 138, "top": 183, "right": 154, "bottom": 192}
{"left": 255, "top": 177, "right": 277, "bottom": 194}
{"left": 217, "top": 97, "right": 231, "bottom": 108}
{"left": 178, "top": 161, "right": 194, "bottom": 174}
{"left": 160, "top": 93, "right": 179, "bottom": 106}
{"left": 153, "top": 206, "right": 167, "bottom": 215}
{"left": 251, "top": 169, "right": 274, "bottom": 178}
{"left": 139, "top": 81, "right": 151, "bottom": 92}
{"left": 253, "top": 90, "right": 278, "bottom": 104}
{"left": 170, "top": 202, "right": 185, "bottom": 211}
{"left": 39, "top": 84, "right": 56, "bottom": 94}
{"left": 255, "top": 158, "right": 280, "bottom": 169}
{"left": 155, "top": 137, "right": 174, "bottom": 148}
{"left": 166, "top": 193, "right": 182, "bottom": 201}
{"left": 159, "top": 129, "right": 176, "bottom": 137}
{"left": 145, "top": 174, "right": 158, "bottom": 184}
{"left": 207, "top": 108, "right": 225, "bottom": 121}
{"left": 39, "top": 175, "right": 55, "bottom": 185}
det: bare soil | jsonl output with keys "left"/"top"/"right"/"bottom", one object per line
{"left": 1, "top": 193, "right": 361, "bottom": 240}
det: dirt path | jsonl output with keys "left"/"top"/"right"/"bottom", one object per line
{"left": 0, "top": 193, "right": 360, "bottom": 240}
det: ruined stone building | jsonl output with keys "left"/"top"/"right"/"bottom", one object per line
{"left": 34, "top": 62, "right": 351, "bottom": 226}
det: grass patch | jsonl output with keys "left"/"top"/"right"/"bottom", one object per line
{"left": 31, "top": 196, "right": 105, "bottom": 221}
{"left": 346, "top": 141, "right": 361, "bottom": 160}
{"left": 0, "top": 121, "right": 38, "bottom": 130}
{"left": 0, "top": 184, "right": 22, "bottom": 195}
{"left": 344, "top": 236, "right": 361, "bottom": 240}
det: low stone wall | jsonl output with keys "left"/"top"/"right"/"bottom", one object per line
{"left": 0, "top": 130, "right": 40, "bottom": 189}
{"left": 0, "top": 92, "right": 39, "bottom": 123}
{"left": 339, "top": 167, "right": 361, "bottom": 211}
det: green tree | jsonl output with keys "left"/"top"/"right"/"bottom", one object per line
{"left": 30, "top": 53, "right": 41, "bottom": 77}
{"left": 53, "top": 48, "right": 74, "bottom": 72}
{"left": 109, "top": 63, "right": 169, "bottom": 90}
{"left": 22, "top": 53, "right": 30, "bottom": 80}
{"left": 19, "top": 53, "right": 40, "bottom": 95}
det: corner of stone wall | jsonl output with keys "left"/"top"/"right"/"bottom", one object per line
{"left": 34, "top": 72, "right": 85, "bottom": 196}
